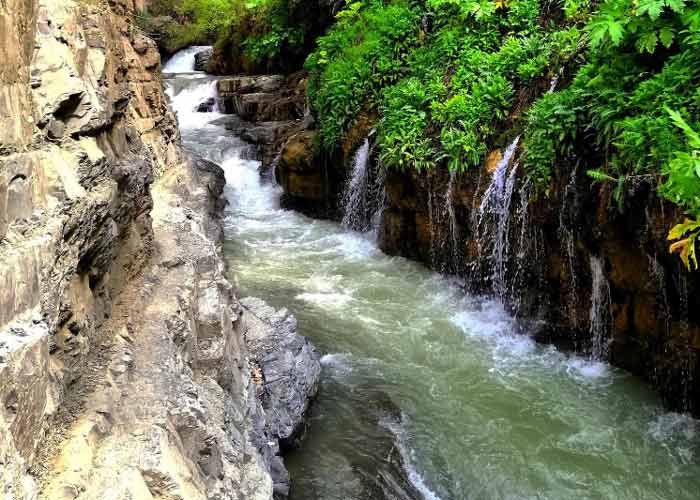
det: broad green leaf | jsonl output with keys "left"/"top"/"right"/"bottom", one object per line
{"left": 608, "top": 19, "right": 625, "bottom": 45}
{"left": 659, "top": 27, "right": 675, "bottom": 47}
{"left": 636, "top": 31, "right": 658, "bottom": 53}
{"left": 638, "top": 0, "right": 665, "bottom": 19}
{"left": 664, "top": 0, "right": 686, "bottom": 13}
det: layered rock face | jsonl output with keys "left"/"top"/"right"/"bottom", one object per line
{"left": 1, "top": 0, "right": 172, "bottom": 494}
{"left": 216, "top": 73, "right": 311, "bottom": 172}
{"left": 1, "top": 1, "right": 319, "bottom": 498}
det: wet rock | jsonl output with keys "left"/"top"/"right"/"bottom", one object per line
{"left": 238, "top": 297, "right": 320, "bottom": 498}
{"left": 196, "top": 97, "right": 217, "bottom": 113}
{"left": 275, "top": 130, "right": 346, "bottom": 219}
{"left": 194, "top": 48, "right": 213, "bottom": 72}
{"left": 241, "top": 121, "right": 297, "bottom": 147}
{"left": 240, "top": 296, "right": 321, "bottom": 448}
{"left": 217, "top": 72, "right": 310, "bottom": 172}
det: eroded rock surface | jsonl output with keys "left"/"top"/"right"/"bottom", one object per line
{"left": 217, "top": 72, "right": 310, "bottom": 171}
{"left": 239, "top": 297, "right": 321, "bottom": 496}
{"left": 1, "top": 0, "right": 318, "bottom": 498}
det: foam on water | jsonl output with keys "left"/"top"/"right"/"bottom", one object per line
{"left": 565, "top": 357, "right": 610, "bottom": 381}
{"left": 450, "top": 298, "right": 613, "bottom": 384}
{"left": 649, "top": 412, "right": 698, "bottom": 442}
{"left": 381, "top": 416, "right": 444, "bottom": 500}
{"left": 320, "top": 353, "right": 354, "bottom": 375}
{"left": 296, "top": 291, "right": 354, "bottom": 309}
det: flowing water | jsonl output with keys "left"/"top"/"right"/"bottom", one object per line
{"left": 443, "top": 170, "right": 461, "bottom": 275}
{"left": 477, "top": 138, "right": 520, "bottom": 299}
{"left": 164, "top": 48, "right": 700, "bottom": 500}
{"left": 588, "top": 256, "right": 612, "bottom": 361}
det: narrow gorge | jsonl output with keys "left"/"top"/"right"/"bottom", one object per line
{"left": 3, "top": 0, "right": 700, "bottom": 499}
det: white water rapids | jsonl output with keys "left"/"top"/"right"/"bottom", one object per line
{"left": 163, "top": 48, "right": 700, "bottom": 500}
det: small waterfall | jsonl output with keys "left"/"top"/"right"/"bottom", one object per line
{"left": 548, "top": 68, "right": 564, "bottom": 93}
{"left": 165, "top": 79, "right": 220, "bottom": 129}
{"left": 509, "top": 177, "right": 532, "bottom": 313}
{"left": 589, "top": 255, "right": 612, "bottom": 361}
{"left": 443, "top": 170, "right": 461, "bottom": 274}
{"left": 559, "top": 165, "right": 580, "bottom": 327}
{"left": 342, "top": 137, "right": 371, "bottom": 230}
{"left": 163, "top": 46, "right": 212, "bottom": 73}
{"left": 268, "top": 151, "right": 282, "bottom": 185}
{"left": 477, "top": 137, "right": 520, "bottom": 299}
{"left": 427, "top": 181, "right": 438, "bottom": 269}
{"left": 369, "top": 163, "right": 387, "bottom": 237}
{"left": 648, "top": 254, "right": 670, "bottom": 334}
{"left": 341, "top": 135, "right": 385, "bottom": 233}
{"left": 676, "top": 272, "right": 693, "bottom": 410}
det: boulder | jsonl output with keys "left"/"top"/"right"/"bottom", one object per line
{"left": 240, "top": 296, "right": 321, "bottom": 447}
{"left": 194, "top": 48, "right": 213, "bottom": 72}
{"left": 239, "top": 296, "right": 321, "bottom": 497}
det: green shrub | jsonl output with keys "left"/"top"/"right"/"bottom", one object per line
{"left": 521, "top": 0, "right": 700, "bottom": 266}
{"left": 307, "top": 0, "right": 584, "bottom": 172}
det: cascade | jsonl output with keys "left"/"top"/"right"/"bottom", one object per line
{"left": 165, "top": 78, "right": 220, "bottom": 128}
{"left": 494, "top": 163, "right": 519, "bottom": 297}
{"left": 268, "top": 151, "right": 282, "bottom": 184}
{"left": 443, "top": 170, "right": 461, "bottom": 274}
{"left": 589, "top": 255, "right": 612, "bottom": 360}
{"left": 369, "top": 160, "right": 387, "bottom": 237}
{"left": 162, "top": 45, "right": 212, "bottom": 73}
{"left": 341, "top": 137, "right": 371, "bottom": 231}
{"left": 477, "top": 137, "right": 520, "bottom": 299}
{"left": 559, "top": 165, "right": 580, "bottom": 327}
{"left": 648, "top": 254, "right": 671, "bottom": 333}
{"left": 548, "top": 68, "right": 564, "bottom": 93}
{"left": 509, "top": 177, "right": 532, "bottom": 313}
{"left": 677, "top": 272, "right": 693, "bottom": 410}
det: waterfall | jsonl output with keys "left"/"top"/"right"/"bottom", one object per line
{"left": 477, "top": 137, "right": 520, "bottom": 299}
{"left": 341, "top": 136, "right": 385, "bottom": 233}
{"left": 559, "top": 165, "right": 580, "bottom": 327}
{"left": 589, "top": 256, "right": 612, "bottom": 361}
{"left": 548, "top": 68, "right": 564, "bottom": 93}
{"left": 508, "top": 177, "right": 532, "bottom": 313}
{"left": 648, "top": 254, "right": 670, "bottom": 334}
{"left": 165, "top": 78, "right": 220, "bottom": 129}
{"left": 369, "top": 162, "right": 386, "bottom": 237}
{"left": 443, "top": 170, "right": 461, "bottom": 274}
{"left": 342, "top": 137, "right": 370, "bottom": 230}
{"left": 268, "top": 151, "right": 282, "bottom": 185}
{"left": 162, "top": 46, "right": 212, "bottom": 73}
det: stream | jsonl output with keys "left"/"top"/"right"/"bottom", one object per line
{"left": 164, "top": 47, "right": 700, "bottom": 500}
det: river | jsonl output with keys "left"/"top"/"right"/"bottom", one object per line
{"left": 163, "top": 47, "right": 700, "bottom": 500}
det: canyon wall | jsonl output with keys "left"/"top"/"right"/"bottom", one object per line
{"left": 0, "top": 1, "right": 318, "bottom": 498}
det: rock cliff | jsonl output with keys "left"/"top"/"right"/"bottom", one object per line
{"left": 0, "top": 1, "right": 319, "bottom": 498}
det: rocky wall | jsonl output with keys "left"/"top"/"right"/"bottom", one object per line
{"left": 1, "top": 1, "right": 319, "bottom": 498}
